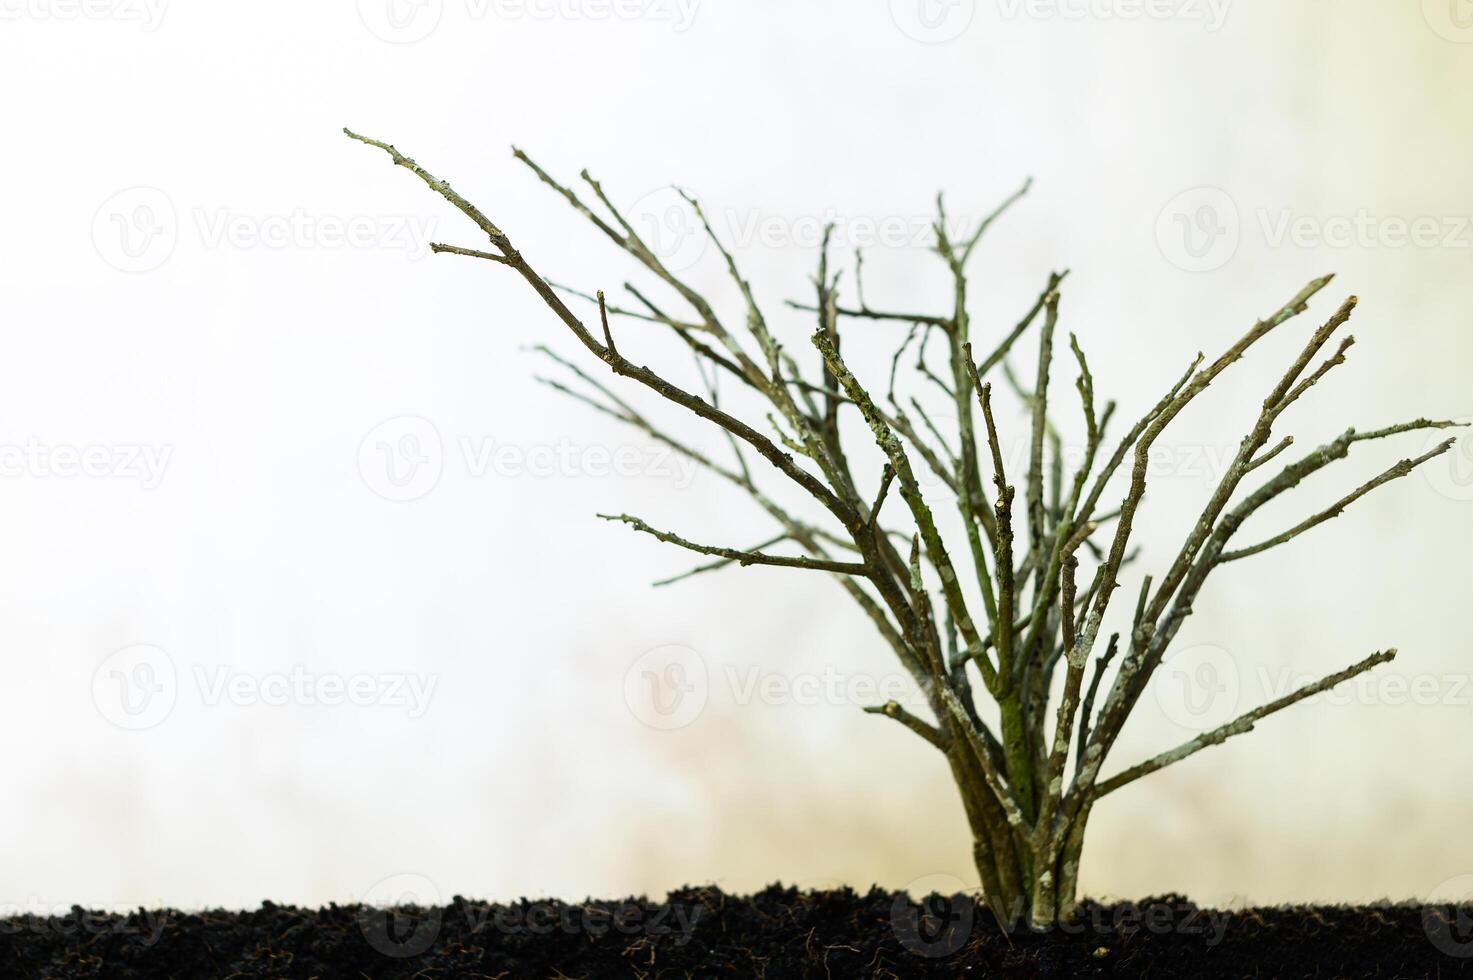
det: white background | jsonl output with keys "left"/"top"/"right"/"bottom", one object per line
{"left": 2, "top": 0, "right": 1472, "bottom": 913}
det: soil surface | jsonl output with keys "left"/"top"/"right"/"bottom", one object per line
{"left": 3, "top": 884, "right": 1471, "bottom": 978}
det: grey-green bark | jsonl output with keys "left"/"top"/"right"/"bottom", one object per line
{"left": 348, "top": 128, "right": 1461, "bottom": 928}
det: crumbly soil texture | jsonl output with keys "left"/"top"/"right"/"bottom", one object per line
{"left": 3, "top": 884, "right": 1471, "bottom": 979}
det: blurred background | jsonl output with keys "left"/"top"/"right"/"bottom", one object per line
{"left": 1, "top": 0, "right": 1471, "bottom": 915}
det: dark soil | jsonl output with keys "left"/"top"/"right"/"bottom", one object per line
{"left": 3, "top": 884, "right": 1471, "bottom": 979}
